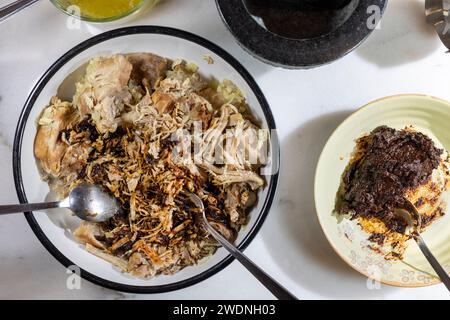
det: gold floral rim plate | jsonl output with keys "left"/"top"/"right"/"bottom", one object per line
{"left": 314, "top": 94, "right": 450, "bottom": 287}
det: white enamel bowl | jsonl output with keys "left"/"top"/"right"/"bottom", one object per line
{"left": 13, "top": 26, "right": 279, "bottom": 293}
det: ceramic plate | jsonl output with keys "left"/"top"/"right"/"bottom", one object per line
{"left": 315, "top": 94, "right": 450, "bottom": 287}
{"left": 13, "top": 26, "right": 279, "bottom": 293}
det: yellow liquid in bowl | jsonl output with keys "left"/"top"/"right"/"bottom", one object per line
{"left": 62, "top": 0, "right": 145, "bottom": 20}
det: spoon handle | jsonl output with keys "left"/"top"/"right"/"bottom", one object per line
{"left": 204, "top": 221, "right": 298, "bottom": 300}
{"left": 0, "top": 201, "right": 62, "bottom": 215}
{"left": 415, "top": 235, "right": 450, "bottom": 291}
{"left": 0, "top": 0, "right": 41, "bottom": 23}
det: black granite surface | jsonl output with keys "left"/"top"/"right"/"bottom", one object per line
{"left": 216, "top": 0, "right": 388, "bottom": 68}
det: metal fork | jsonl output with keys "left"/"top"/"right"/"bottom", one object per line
{"left": 189, "top": 193, "right": 298, "bottom": 300}
{"left": 401, "top": 198, "right": 450, "bottom": 291}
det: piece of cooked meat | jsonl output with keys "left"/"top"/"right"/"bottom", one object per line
{"left": 73, "top": 54, "right": 133, "bottom": 133}
{"left": 200, "top": 162, "right": 264, "bottom": 190}
{"left": 151, "top": 91, "right": 174, "bottom": 114}
{"left": 127, "top": 52, "right": 168, "bottom": 90}
{"left": 73, "top": 221, "right": 105, "bottom": 249}
{"left": 224, "top": 183, "right": 256, "bottom": 223}
{"left": 158, "top": 61, "right": 208, "bottom": 99}
{"left": 34, "top": 97, "right": 78, "bottom": 177}
{"left": 34, "top": 97, "right": 89, "bottom": 195}
{"left": 34, "top": 99, "right": 96, "bottom": 196}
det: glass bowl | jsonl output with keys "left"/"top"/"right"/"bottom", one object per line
{"left": 50, "top": 0, "right": 155, "bottom": 23}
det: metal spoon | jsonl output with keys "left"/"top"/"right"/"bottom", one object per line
{"left": 0, "top": 0, "right": 41, "bottom": 23}
{"left": 188, "top": 193, "right": 298, "bottom": 300}
{"left": 0, "top": 184, "right": 121, "bottom": 222}
{"left": 400, "top": 198, "right": 450, "bottom": 291}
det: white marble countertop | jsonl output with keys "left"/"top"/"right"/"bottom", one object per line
{"left": 0, "top": 0, "right": 449, "bottom": 300}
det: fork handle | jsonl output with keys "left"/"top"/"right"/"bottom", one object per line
{"left": 204, "top": 222, "right": 298, "bottom": 300}
{"left": 415, "top": 235, "right": 450, "bottom": 291}
{"left": 0, "top": 0, "right": 41, "bottom": 23}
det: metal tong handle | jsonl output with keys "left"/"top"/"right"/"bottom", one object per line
{"left": 0, "top": 0, "right": 41, "bottom": 23}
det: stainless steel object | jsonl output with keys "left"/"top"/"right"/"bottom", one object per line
{"left": 189, "top": 193, "right": 298, "bottom": 300}
{"left": 0, "top": 184, "right": 121, "bottom": 222}
{"left": 400, "top": 198, "right": 450, "bottom": 291}
{"left": 426, "top": 0, "right": 450, "bottom": 49}
{"left": 0, "top": 0, "right": 40, "bottom": 23}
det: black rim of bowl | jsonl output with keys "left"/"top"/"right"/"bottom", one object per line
{"left": 12, "top": 26, "right": 279, "bottom": 294}
{"left": 216, "top": 0, "right": 388, "bottom": 68}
